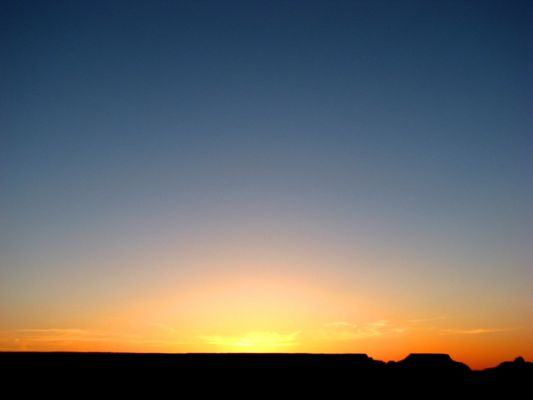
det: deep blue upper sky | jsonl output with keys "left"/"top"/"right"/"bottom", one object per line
{"left": 1, "top": 1, "right": 532, "bottom": 319}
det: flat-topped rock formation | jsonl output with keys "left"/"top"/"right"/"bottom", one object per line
{"left": 1, "top": 352, "right": 531, "bottom": 396}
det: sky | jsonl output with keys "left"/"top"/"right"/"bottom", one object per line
{"left": 1, "top": 0, "right": 532, "bottom": 369}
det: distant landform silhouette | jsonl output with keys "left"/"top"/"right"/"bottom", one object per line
{"left": 2, "top": 352, "right": 531, "bottom": 395}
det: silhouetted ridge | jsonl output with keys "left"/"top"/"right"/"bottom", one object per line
{"left": 397, "top": 353, "right": 471, "bottom": 372}
{"left": 479, "top": 355, "right": 533, "bottom": 388}
{"left": 493, "top": 356, "right": 532, "bottom": 370}
{"left": 1, "top": 352, "right": 531, "bottom": 395}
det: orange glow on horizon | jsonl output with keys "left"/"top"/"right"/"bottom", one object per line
{"left": 1, "top": 270, "right": 531, "bottom": 370}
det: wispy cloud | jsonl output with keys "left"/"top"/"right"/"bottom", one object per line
{"left": 322, "top": 320, "right": 405, "bottom": 341}
{"left": 0, "top": 328, "right": 170, "bottom": 349}
{"left": 407, "top": 315, "right": 447, "bottom": 324}
{"left": 324, "top": 321, "right": 355, "bottom": 328}
{"left": 15, "top": 328, "right": 115, "bottom": 342}
{"left": 442, "top": 328, "right": 513, "bottom": 335}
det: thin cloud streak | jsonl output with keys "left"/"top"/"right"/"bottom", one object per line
{"left": 443, "top": 328, "right": 514, "bottom": 335}
{"left": 407, "top": 315, "right": 448, "bottom": 324}
{"left": 321, "top": 320, "right": 404, "bottom": 341}
{"left": 0, "top": 328, "right": 177, "bottom": 348}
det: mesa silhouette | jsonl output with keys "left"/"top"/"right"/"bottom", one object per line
{"left": 1, "top": 352, "right": 531, "bottom": 395}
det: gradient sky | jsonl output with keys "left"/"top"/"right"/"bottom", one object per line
{"left": 1, "top": 0, "right": 532, "bottom": 369}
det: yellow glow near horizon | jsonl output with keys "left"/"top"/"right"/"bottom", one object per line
{"left": 203, "top": 331, "right": 300, "bottom": 352}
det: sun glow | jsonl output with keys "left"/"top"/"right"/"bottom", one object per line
{"left": 203, "top": 331, "right": 300, "bottom": 352}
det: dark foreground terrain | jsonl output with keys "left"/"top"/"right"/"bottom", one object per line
{"left": 1, "top": 352, "right": 531, "bottom": 396}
